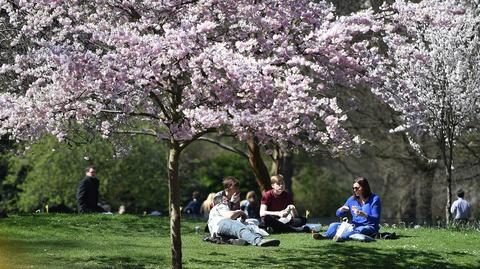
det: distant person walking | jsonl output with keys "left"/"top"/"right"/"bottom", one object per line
{"left": 76, "top": 166, "right": 104, "bottom": 213}
{"left": 450, "top": 189, "right": 471, "bottom": 224}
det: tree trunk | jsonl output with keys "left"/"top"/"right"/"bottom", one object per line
{"left": 168, "top": 142, "right": 182, "bottom": 269}
{"left": 271, "top": 147, "right": 294, "bottom": 194}
{"left": 445, "top": 169, "right": 452, "bottom": 226}
{"left": 444, "top": 140, "right": 454, "bottom": 226}
{"left": 246, "top": 132, "right": 271, "bottom": 192}
{"left": 440, "top": 134, "right": 454, "bottom": 226}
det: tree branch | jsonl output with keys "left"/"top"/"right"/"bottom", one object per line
{"left": 100, "top": 109, "right": 160, "bottom": 120}
{"left": 112, "top": 129, "right": 159, "bottom": 137}
{"left": 196, "top": 136, "right": 248, "bottom": 158}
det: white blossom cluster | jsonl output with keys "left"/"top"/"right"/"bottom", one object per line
{"left": 0, "top": 0, "right": 382, "bottom": 154}
{"left": 372, "top": 0, "right": 480, "bottom": 141}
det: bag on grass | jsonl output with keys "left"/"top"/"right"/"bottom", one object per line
{"left": 334, "top": 218, "right": 354, "bottom": 239}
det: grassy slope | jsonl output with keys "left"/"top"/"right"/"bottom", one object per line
{"left": 0, "top": 214, "right": 479, "bottom": 269}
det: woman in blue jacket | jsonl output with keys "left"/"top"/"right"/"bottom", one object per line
{"left": 313, "top": 177, "right": 381, "bottom": 241}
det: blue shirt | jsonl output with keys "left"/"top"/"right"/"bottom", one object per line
{"left": 184, "top": 199, "right": 201, "bottom": 215}
{"left": 336, "top": 193, "right": 381, "bottom": 232}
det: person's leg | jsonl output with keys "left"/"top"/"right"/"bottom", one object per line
{"left": 261, "top": 215, "right": 296, "bottom": 233}
{"left": 341, "top": 225, "right": 376, "bottom": 240}
{"left": 290, "top": 216, "right": 307, "bottom": 227}
{"left": 217, "top": 219, "right": 263, "bottom": 245}
{"left": 322, "top": 222, "right": 341, "bottom": 239}
{"left": 350, "top": 225, "right": 377, "bottom": 237}
{"left": 287, "top": 216, "right": 309, "bottom": 232}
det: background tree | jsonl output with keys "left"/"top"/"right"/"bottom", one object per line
{"left": 373, "top": 0, "right": 480, "bottom": 224}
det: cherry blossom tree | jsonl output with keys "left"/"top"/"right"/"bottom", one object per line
{"left": 0, "top": 1, "right": 381, "bottom": 267}
{"left": 372, "top": 0, "right": 480, "bottom": 224}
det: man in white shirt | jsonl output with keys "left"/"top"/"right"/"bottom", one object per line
{"left": 208, "top": 202, "right": 280, "bottom": 247}
{"left": 450, "top": 189, "right": 471, "bottom": 224}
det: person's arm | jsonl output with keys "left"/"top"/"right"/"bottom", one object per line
{"left": 290, "top": 205, "right": 298, "bottom": 218}
{"left": 76, "top": 180, "right": 87, "bottom": 211}
{"left": 356, "top": 196, "right": 381, "bottom": 224}
{"left": 220, "top": 209, "right": 246, "bottom": 220}
{"left": 450, "top": 201, "right": 456, "bottom": 214}
{"left": 229, "top": 192, "right": 241, "bottom": 210}
{"left": 336, "top": 199, "right": 350, "bottom": 217}
{"left": 259, "top": 204, "right": 288, "bottom": 217}
{"left": 285, "top": 193, "right": 297, "bottom": 217}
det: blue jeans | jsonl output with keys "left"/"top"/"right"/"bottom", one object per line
{"left": 323, "top": 222, "right": 377, "bottom": 239}
{"left": 217, "top": 219, "right": 263, "bottom": 245}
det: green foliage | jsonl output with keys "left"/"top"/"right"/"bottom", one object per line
{"left": 181, "top": 150, "right": 259, "bottom": 203}
{"left": 0, "top": 214, "right": 479, "bottom": 269}
{"left": 101, "top": 137, "right": 169, "bottom": 213}
{"left": 0, "top": 152, "right": 26, "bottom": 212}
{"left": 6, "top": 136, "right": 114, "bottom": 212}
{"left": 1, "top": 135, "right": 259, "bottom": 213}
{"left": 2, "top": 135, "right": 170, "bottom": 213}
{"left": 292, "top": 164, "right": 348, "bottom": 217}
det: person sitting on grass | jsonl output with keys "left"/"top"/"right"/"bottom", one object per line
{"left": 240, "top": 191, "right": 260, "bottom": 220}
{"left": 213, "top": 177, "right": 241, "bottom": 210}
{"left": 200, "top": 192, "right": 216, "bottom": 218}
{"left": 260, "top": 174, "right": 309, "bottom": 233}
{"left": 183, "top": 191, "right": 201, "bottom": 216}
{"left": 312, "top": 177, "right": 381, "bottom": 242}
{"left": 207, "top": 190, "right": 280, "bottom": 247}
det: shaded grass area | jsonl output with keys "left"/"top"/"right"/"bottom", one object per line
{"left": 0, "top": 214, "right": 479, "bottom": 268}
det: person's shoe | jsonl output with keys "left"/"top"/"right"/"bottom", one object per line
{"left": 228, "top": 238, "right": 248, "bottom": 246}
{"left": 384, "top": 232, "right": 397, "bottom": 240}
{"left": 312, "top": 233, "right": 326, "bottom": 240}
{"left": 292, "top": 225, "right": 310, "bottom": 233}
{"left": 291, "top": 225, "right": 310, "bottom": 233}
{"left": 333, "top": 235, "right": 344, "bottom": 242}
{"left": 258, "top": 239, "right": 280, "bottom": 247}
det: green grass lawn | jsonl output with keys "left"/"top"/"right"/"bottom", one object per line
{"left": 0, "top": 214, "right": 479, "bottom": 269}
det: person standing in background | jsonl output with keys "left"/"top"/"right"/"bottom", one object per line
{"left": 76, "top": 166, "right": 104, "bottom": 213}
{"left": 450, "top": 188, "right": 471, "bottom": 225}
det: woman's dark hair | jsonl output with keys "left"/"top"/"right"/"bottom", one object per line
{"left": 352, "top": 177, "right": 372, "bottom": 200}
{"left": 223, "top": 177, "right": 240, "bottom": 190}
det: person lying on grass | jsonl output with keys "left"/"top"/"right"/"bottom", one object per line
{"left": 312, "top": 177, "right": 381, "bottom": 242}
{"left": 207, "top": 187, "right": 280, "bottom": 247}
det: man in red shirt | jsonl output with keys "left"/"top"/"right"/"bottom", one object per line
{"left": 260, "top": 174, "right": 308, "bottom": 233}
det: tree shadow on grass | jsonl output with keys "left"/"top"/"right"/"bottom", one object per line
{"left": 8, "top": 237, "right": 167, "bottom": 269}
{"left": 189, "top": 242, "right": 480, "bottom": 269}
{"left": 69, "top": 255, "right": 166, "bottom": 269}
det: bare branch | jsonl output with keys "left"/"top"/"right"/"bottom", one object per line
{"left": 112, "top": 129, "right": 159, "bottom": 137}
{"left": 100, "top": 109, "right": 160, "bottom": 120}
{"left": 196, "top": 136, "right": 248, "bottom": 158}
